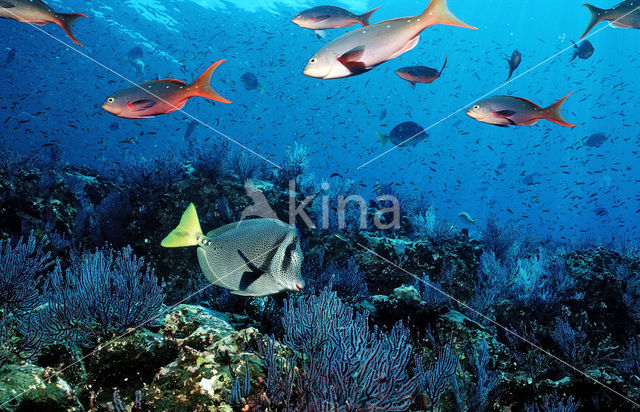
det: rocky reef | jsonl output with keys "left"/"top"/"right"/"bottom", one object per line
{"left": 1, "top": 149, "right": 639, "bottom": 411}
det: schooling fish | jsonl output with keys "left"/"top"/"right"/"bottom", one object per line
{"left": 466, "top": 93, "right": 576, "bottom": 127}
{"left": 101, "top": 60, "right": 231, "bottom": 119}
{"left": 377, "top": 121, "right": 428, "bottom": 147}
{"left": 303, "top": 0, "right": 475, "bottom": 79}
{"left": 0, "top": 0, "right": 87, "bottom": 46}
{"left": 292, "top": 5, "right": 381, "bottom": 33}
{"left": 570, "top": 40, "right": 594, "bottom": 61}
{"left": 505, "top": 49, "right": 521, "bottom": 81}
{"left": 580, "top": 1, "right": 640, "bottom": 38}
{"left": 395, "top": 55, "right": 447, "bottom": 88}
{"left": 161, "top": 203, "right": 305, "bottom": 297}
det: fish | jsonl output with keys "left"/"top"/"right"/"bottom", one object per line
{"left": 570, "top": 40, "right": 594, "bottom": 61}
{"left": 5, "top": 46, "right": 16, "bottom": 64}
{"left": 101, "top": 60, "right": 231, "bottom": 119}
{"left": 240, "top": 72, "right": 260, "bottom": 91}
{"left": 395, "top": 55, "right": 447, "bottom": 88}
{"left": 505, "top": 49, "right": 521, "bottom": 81}
{"left": 292, "top": 5, "right": 381, "bottom": 35}
{"left": 466, "top": 93, "right": 576, "bottom": 128}
{"left": 583, "top": 132, "right": 608, "bottom": 147}
{"left": 580, "top": 1, "right": 640, "bottom": 38}
{"left": 377, "top": 121, "right": 428, "bottom": 147}
{"left": 184, "top": 120, "right": 198, "bottom": 141}
{"left": 458, "top": 212, "right": 476, "bottom": 225}
{"left": 161, "top": 203, "right": 305, "bottom": 297}
{"left": 303, "top": 0, "right": 476, "bottom": 79}
{"left": 0, "top": 0, "right": 87, "bottom": 46}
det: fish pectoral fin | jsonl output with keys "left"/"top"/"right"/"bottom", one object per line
{"left": 128, "top": 99, "right": 157, "bottom": 111}
{"left": 493, "top": 110, "right": 516, "bottom": 118}
{"left": 337, "top": 46, "right": 368, "bottom": 74}
{"left": 0, "top": 1, "right": 16, "bottom": 8}
{"left": 314, "top": 30, "right": 326, "bottom": 39}
{"left": 338, "top": 46, "right": 366, "bottom": 63}
{"left": 312, "top": 15, "right": 331, "bottom": 22}
{"left": 236, "top": 249, "right": 266, "bottom": 291}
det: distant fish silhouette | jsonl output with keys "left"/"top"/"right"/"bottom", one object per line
{"left": 505, "top": 49, "right": 521, "bottom": 81}
{"left": 395, "top": 56, "right": 447, "bottom": 88}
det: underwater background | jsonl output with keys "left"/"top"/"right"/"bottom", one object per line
{"left": 1, "top": 0, "right": 640, "bottom": 410}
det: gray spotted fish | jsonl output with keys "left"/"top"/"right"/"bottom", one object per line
{"left": 161, "top": 203, "right": 305, "bottom": 297}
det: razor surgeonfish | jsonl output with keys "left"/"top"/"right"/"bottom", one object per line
{"left": 466, "top": 93, "right": 576, "bottom": 127}
{"left": 505, "top": 49, "right": 521, "bottom": 81}
{"left": 162, "top": 203, "right": 305, "bottom": 297}
{"left": 395, "top": 55, "right": 447, "bottom": 88}
{"left": 102, "top": 60, "right": 231, "bottom": 119}
{"left": 580, "top": 1, "right": 640, "bottom": 38}
{"left": 292, "top": 5, "right": 381, "bottom": 31}
{"left": 0, "top": 0, "right": 87, "bottom": 46}
{"left": 303, "top": 0, "right": 475, "bottom": 79}
{"left": 570, "top": 40, "right": 594, "bottom": 61}
{"left": 377, "top": 121, "right": 428, "bottom": 147}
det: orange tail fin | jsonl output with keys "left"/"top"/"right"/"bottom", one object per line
{"left": 189, "top": 60, "right": 232, "bottom": 104}
{"left": 358, "top": 6, "right": 381, "bottom": 26}
{"left": 55, "top": 13, "right": 87, "bottom": 46}
{"left": 543, "top": 92, "right": 576, "bottom": 128}
{"left": 580, "top": 4, "right": 606, "bottom": 39}
{"left": 419, "top": 0, "right": 477, "bottom": 30}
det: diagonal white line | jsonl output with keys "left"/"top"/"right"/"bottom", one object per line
{"left": 342, "top": 237, "right": 640, "bottom": 408}
{"left": 0, "top": 240, "right": 284, "bottom": 408}
{"left": 358, "top": 5, "right": 640, "bottom": 170}
{"left": 1, "top": 9, "right": 281, "bottom": 169}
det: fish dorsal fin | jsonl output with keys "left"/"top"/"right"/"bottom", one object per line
{"left": 497, "top": 95, "right": 541, "bottom": 109}
{"left": 0, "top": 1, "right": 16, "bottom": 8}
{"left": 206, "top": 218, "right": 284, "bottom": 239}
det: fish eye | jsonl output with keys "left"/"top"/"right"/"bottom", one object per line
{"left": 473, "top": 105, "right": 480, "bottom": 110}
{"left": 309, "top": 57, "right": 317, "bottom": 64}
{"left": 107, "top": 97, "right": 115, "bottom": 104}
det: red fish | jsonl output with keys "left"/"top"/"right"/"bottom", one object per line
{"left": 101, "top": 60, "right": 231, "bottom": 119}
{"left": 0, "top": 0, "right": 87, "bottom": 46}
{"left": 466, "top": 93, "right": 576, "bottom": 128}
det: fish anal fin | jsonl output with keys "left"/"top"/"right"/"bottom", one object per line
{"left": 390, "top": 36, "right": 420, "bottom": 59}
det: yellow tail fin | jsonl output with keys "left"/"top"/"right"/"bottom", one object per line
{"left": 420, "top": 0, "right": 477, "bottom": 30}
{"left": 161, "top": 203, "right": 203, "bottom": 247}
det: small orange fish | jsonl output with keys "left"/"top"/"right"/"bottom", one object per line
{"left": 466, "top": 93, "right": 576, "bottom": 128}
{"left": 101, "top": 60, "right": 231, "bottom": 119}
{"left": 0, "top": 0, "right": 87, "bottom": 46}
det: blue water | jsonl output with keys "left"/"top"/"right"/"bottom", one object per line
{"left": 1, "top": 0, "right": 638, "bottom": 243}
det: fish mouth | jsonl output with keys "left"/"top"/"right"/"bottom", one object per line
{"left": 292, "top": 281, "right": 305, "bottom": 292}
{"left": 101, "top": 104, "right": 122, "bottom": 116}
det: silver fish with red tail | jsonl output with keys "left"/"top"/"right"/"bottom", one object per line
{"left": 303, "top": 0, "right": 476, "bottom": 79}
{"left": 0, "top": 0, "right": 87, "bottom": 46}
{"left": 466, "top": 93, "right": 576, "bottom": 128}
